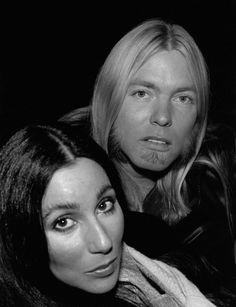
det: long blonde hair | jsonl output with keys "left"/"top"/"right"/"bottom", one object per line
{"left": 91, "top": 19, "right": 210, "bottom": 224}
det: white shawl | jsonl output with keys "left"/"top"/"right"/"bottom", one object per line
{"left": 116, "top": 243, "right": 216, "bottom": 307}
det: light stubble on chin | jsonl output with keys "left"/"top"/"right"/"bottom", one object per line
{"left": 108, "top": 125, "right": 198, "bottom": 168}
{"left": 140, "top": 151, "right": 167, "bottom": 165}
{"left": 139, "top": 125, "right": 199, "bottom": 167}
{"left": 108, "top": 125, "right": 168, "bottom": 165}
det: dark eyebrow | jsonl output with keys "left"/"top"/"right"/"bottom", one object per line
{"left": 42, "top": 202, "right": 78, "bottom": 220}
{"left": 42, "top": 184, "right": 114, "bottom": 220}
{"left": 96, "top": 184, "right": 114, "bottom": 200}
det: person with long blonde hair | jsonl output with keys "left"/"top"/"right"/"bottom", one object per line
{"left": 61, "top": 18, "right": 236, "bottom": 298}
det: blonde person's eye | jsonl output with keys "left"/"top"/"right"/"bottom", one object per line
{"left": 53, "top": 217, "right": 77, "bottom": 232}
{"left": 133, "top": 90, "right": 148, "bottom": 99}
{"left": 174, "top": 95, "right": 193, "bottom": 104}
{"left": 97, "top": 197, "right": 116, "bottom": 215}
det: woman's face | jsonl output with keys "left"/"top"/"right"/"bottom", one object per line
{"left": 42, "top": 158, "right": 124, "bottom": 294}
{"left": 114, "top": 50, "right": 197, "bottom": 173}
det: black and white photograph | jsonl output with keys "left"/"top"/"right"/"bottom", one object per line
{"left": 0, "top": 1, "right": 236, "bottom": 306}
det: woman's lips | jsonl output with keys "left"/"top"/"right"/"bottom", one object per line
{"left": 85, "top": 258, "right": 117, "bottom": 277}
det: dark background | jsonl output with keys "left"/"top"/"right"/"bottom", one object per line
{"left": 1, "top": 1, "right": 236, "bottom": 145}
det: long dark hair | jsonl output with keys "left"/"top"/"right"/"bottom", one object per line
{"left": 0, "top": 122, "right": 125, "bottom": 307}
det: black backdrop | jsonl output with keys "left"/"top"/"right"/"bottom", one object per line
{"left": 1, "top": 1, "right": 236, "bottom": 145}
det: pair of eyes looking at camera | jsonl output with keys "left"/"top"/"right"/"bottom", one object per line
{"left": 43, "top": 189, "right": 118, "bottom": 233}
{"left": 128, "top": 87, "right": 196, "bottom": 105}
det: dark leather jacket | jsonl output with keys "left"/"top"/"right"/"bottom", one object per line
{"left": 124, "top": 124, "right": 236, "bottom": 304}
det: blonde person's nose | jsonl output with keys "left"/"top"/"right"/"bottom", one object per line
{"left": 150, "top": 99, "right": 172, "bottom": 127}
{"left": 87, "top": 220, "right": 112, "bottom": 254}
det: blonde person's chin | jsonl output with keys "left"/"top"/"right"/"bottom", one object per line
{"left": 133, "top": 151, "right": 172, "bottom": 172}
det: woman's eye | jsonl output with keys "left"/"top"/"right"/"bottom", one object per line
{"left": 97, "top": 198, "right": 115, "bottom": 214}
{"left": 54, "top": 217, "right": 76, "bottom": 232}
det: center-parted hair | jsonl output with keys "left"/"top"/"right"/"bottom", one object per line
{"left": 0, "top": 122, "right": 125, "bottom": 306}
{"left": 91, "top": 18, "right": 210, "bottom": 223}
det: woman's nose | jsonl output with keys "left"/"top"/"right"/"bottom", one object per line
{"left": 86, "top": 220, "right": 112, "bottom": 254}
{"left": 150, "top": 99, "right": 172, "bottom": 127}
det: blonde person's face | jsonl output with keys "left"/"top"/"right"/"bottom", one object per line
{"left": 42, "top": 158, "right": 124, "bottom": 294}
{"left": 115, "top": 50, "right": 197, "bottom": 172}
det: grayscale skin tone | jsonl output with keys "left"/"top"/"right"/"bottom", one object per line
{"left": 114, "top": 50, "right": 197, "bottom": 187}
{"left": 42, "top": 158, "right": 124, "bottom": 294}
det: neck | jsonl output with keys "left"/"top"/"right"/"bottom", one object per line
{"left": 116, "top": 161, "right": 156, "bottom": 211}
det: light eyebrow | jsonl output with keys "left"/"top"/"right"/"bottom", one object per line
{"left": 173, "top": 86, "right": 196, "bottom": 93}
{"left": 129, "top": 78, "right": 196, "bottom": 94}
{"left": 128, "top": 78, "right": 156, "bottom": 90}
{"left": 42, "top": 202, "right": 79, "bottom": 220}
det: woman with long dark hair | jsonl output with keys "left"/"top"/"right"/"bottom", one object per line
{"left": 0, "top": 122, "right": 220, "bottom": 306}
